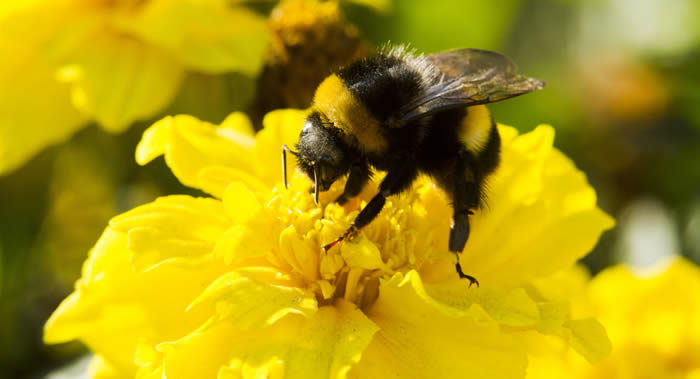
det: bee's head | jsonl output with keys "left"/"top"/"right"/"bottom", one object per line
{"left": 295, "top": 112, "right": 351, "bottom": 192}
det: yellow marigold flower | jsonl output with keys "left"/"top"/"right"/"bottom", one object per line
{"left": 45, "top": 109, "right": 615, "bottom": 378}
{"left": 0, "top": 0, "right": 268, "bottom": 174}
{"left": 528, "top": 257, "right": 700, "bottom": 379}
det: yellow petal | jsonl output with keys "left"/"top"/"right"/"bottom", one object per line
{"left": 223, "top": 182, "right": 262, "bottom": 225}
{"left": 0, "top": 6, "right": 86, "bottom": 174}
{"left": 459, "top": 125, "right": 615, "bottom": 287}
{"left": 44, "top": 204, "right": 230, "bottom": 375}
{"left": 136, "top": 114, "right": 256, "bottom": 196}
{"left": 116, "top": 0, "right": 269, "bottom": 75}
{"left": 341, "top": 234, "right": 387, "bottom": 271}
{"left": 213, "top": 225, "right": 275, "bottom": 265}
{"left": 60, "top": 30, "right": 184, "bottom": 131}
{"left": 108, "top": 196, "right": 229, "bottom": 268}
{"left": 350, "top": 271, "right": 528, "bottom": 379}
{"left": 589, "top": 257, "right": 700, "bottom": 356}
{"left": 562, "top": 318, "right": 612, "bottom": 363}
{"left": 198, "top": 166, "right": 269, "bottom": 199}
{"left": 279, "top": 225, "right": 320, "bottom": 282}
{"left": 220, "top": 111, "right": 256, "bottom": 137}
{"left": 254, "top": 109, "right": 308, "bottom": 186}
{"left": 89, "top": 355, "right": 128, "bottom": 379}
{"left": 156, "top": 300, "right": 378, "bottom": 379}
{"left": 188, "top": 270, "right": 317, "bottom": 329}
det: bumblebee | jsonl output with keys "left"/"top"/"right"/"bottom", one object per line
{"left": 282, "top": 46, "right": 544, "bottom": 286}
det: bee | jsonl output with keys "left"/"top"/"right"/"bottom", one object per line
{"left": 282, "top": 46, "right": 545, "bottom": 286}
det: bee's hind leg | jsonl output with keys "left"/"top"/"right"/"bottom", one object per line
{"left": 450, "top": 150, "right": 482, "bottom": 287}
{"left": 450, "top": 210, "right": 479, "bottom": 287}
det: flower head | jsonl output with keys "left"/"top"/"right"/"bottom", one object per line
{"left": 45, "top": 109, "right": 615, "bottom": 378}
{"left": 0, "top": 0, "right": 268, "bottom": 174}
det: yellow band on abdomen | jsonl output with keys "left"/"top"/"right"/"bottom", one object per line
{"left": 458, "top": 105, "right": 492, "bottom": 153}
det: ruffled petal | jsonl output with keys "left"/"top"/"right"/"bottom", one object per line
{"left": 457, "top": 125, "right": 615, "bottom": 287}
{"left": 135, "top": 114, "right": 256, "bottom": 197}
{"left": 350, "top": 271, "right": 528, "bottom": 379}
{"left": 44, "top": 196, "right": 233, "bottom": 375}
{"left": 148, "top": 300, "right": 377, "bottom": 379}
{"left": 187, "top": 269, "right": 318, "bottom": 329}
{"left": 108, "top": 195, "right": 230, "bottom": 269}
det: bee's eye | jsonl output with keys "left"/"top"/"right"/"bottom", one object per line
{"left": 301, "top": 120, "right": 314, "bottom": 135}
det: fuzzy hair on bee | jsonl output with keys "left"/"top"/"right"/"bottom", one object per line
{"left": 282, "top": 45, "right": 545, "bottom": 286}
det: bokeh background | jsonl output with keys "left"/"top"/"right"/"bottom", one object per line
{"left": 1, "top": 0, "right": 699, "bottom": 377}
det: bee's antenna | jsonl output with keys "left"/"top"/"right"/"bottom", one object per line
{"left": 281, "top": 145, "right": 297, "bottom": 189}
{"left": 313, "top": 164, "right": 320, "bottom": 206}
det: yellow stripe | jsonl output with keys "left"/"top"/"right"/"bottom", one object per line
{"left": 312, "top": 74, "right": 387, "bottom": 153}
{"left": 458, "top": 105, "right": 492, "bottom": 153}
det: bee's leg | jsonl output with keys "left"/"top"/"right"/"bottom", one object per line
{"left": 324, "top": 165, "right": 418, "bottom": 251}
{"left": 335, "top": 162, "right": 370, "bottom": 205}
{"left": 450, "top": 150, "right": 482, "bottom": 287}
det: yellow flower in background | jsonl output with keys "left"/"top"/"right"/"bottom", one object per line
{"left": 0, "top": 0, "right": 268, "bottom": 175}
{"left": 527, "top": 257, "right": 700, "bottom": 379}
{"left": 45, "top": 109, "right": 615, "bottom": 378}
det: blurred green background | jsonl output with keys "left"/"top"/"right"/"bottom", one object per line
{"left": 1, "top": 0, "right": 699, "bottom": 377}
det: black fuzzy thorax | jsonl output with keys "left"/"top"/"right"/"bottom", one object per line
{"left": 336, "top": 53, "right": 424, "bottom": 124}
{"left": 336, "top": 52, "right": 426, "bottom": 170}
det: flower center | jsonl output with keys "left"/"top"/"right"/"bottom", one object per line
{"left": 262, "top": 175, "right": 444, "bottom": 309}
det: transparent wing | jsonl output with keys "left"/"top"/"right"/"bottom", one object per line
{"left": 389, "top": 49, "right": 545, "bottom": 126}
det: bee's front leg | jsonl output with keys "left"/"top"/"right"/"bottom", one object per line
{"left": 324, "top": 163, "right": 418, "bottom": 251}
{"left": 335, "top": 161, "right": 370, "bottom": 205}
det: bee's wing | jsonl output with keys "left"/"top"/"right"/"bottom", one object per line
{"left": 390, "top": 49, "right": 545, "bottom": 126}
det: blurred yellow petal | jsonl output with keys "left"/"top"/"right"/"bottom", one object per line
{"left": 89, "top": 355, "right": 128, "bottom": 379}
{"left": 0, "top": 5, "right": 86, "bottom": 174}
{"left": 59, "top": 31, "right": 184, "bottom": 131}
{"left": 116, "top": 0, "right": 269, "bottom": 75}
{"left": 350, "top": 271, "right": 527, "bottom": 379}
{"left": 527, "top": 257, "right": 700, "bottom": 379}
